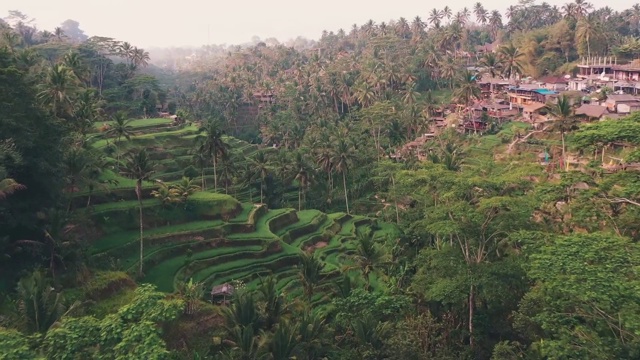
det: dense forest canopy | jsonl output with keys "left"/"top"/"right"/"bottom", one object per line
{"left": 2, "top": 1, "right": 640, "bottom": 359}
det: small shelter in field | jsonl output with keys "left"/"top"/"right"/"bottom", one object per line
{"left": 210, "top": 283, "right": 235, "bottom": 304}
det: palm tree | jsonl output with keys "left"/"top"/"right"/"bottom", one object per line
{"left": 474, "top": 2, "right": 488, "bottom": 24}
{"left": 442, "top": 6, "right": 453, "bottom": 21}
{"left": 264, "top": 321, "right": 299, "bottom": 360}
{"left": 106, "top": 112, "right": 133, "bottom": 163}
{"left": 251, "top": 151, "right": 271, "bottom": 204}
{"left": 292, "top": 151, "right": 313, "bottom": 211}
{"left": 453, "top": 70, "right": 481, "bottom": 108}
{"left": 192, "top": 149, "right": 210, "bottom": 190}
{"left": 298, "top": 252, "right": 325, "bottom": 300}
{"left": 196, "top": 119, "right": 229, "bottom": 192}
{"left": 178, "top": 278, "right": 204, "bottom": 315}
{"left": 15, "top": 270, "right": 79, "bottom": 334}
{"left": 131, "top": 47, "right": 150, "bottom": 67}
{"left": 428, "top": 8, "right": 443, "bottom": 28}
{"left": 120, "top": 149, "right": 156, "bottom": 277}
{"left": 16, "top": 210, "right": 75, "bottom": 281}
{"left": 63, "top": 51, "right": 89, "bottom": 84}
{"left": 53, "top": 27, "right": 65, "bottom": 41}
{"left": 499, "top": 43, "right": 525, "bottom": 80}
{"left": 489, "top": 10, "right": 503, "bottom": 38}
{"left": 576, "top": 15, "right": 601, "bottom": 59}
{"left": 173, "top": 176, "right": 201, "bottom": 201}
{"left": 331, "top": 138, "right": 356, "bottom": 214}
{"left": 38, "top": 64, "right": 78, "bottom": 117}
{"left": 478, "top": 53, "right": 503, "bottom": 93}
{"left": 548, "top": 95, "right": 579, "bottom": 171}
{"left": 257, "top": 275, "right": 285, "bottom": 330}
{"left": 151, "top": 181, "right": 180, "bottom": 206}
{"left": 351, "top": 232, "right": 388, "bottom": 289}
{"left": 297, "top": 310, "right": 326, "bottom": 359}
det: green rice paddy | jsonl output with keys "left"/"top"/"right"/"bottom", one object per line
{"left": 79, "top": 117, "right": 399, "bottom": 300}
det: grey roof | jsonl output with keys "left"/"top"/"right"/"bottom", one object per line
{"left": 211, "top": 283, "right": 235, "bottom": 296}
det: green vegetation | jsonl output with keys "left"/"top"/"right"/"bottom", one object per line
{"left": 3, "top": 3, "right": 640, "bottom": 359}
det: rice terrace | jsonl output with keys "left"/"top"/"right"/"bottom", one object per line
{"left": 84, "top": 117, "right": 399, "bottom": 298}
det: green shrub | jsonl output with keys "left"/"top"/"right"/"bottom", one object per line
{"left": 83, "top": 271, "right": 135, "bottom": 300}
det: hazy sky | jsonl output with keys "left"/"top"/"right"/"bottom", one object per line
{"left": 1, "top": 0, "right": 634, "bottom": 48}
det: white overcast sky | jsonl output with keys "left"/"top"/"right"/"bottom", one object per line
{"left": 0, "top": 0, "right": 634, "bottom": 48}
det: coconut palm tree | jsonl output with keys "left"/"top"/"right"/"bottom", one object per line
{"left": 499, "top": 43, "right": 525, "bottom": 80}
{"left": 331, "top": 138, "right": 356, "bottom": 214}
{"left": 478, "top": 53, "right": 503, "bottom": 93}
{"left": 257, "top": 275, "right": 285, "bottom": 330}
{"left": 351, "top": 232, "right": 388, "bottom": 289}
{"left": 298, "top": 252, "right": 325, "bottom": 300}
{"left": 173, "top": 176, "right": 201, "bottom": 201}
{"left": 428, "top": 8, "right": 443, "bottom": 28}
{"left": 474, "top": 2, "right": 488, "bottom": 24}
{"left": 292, "top": 151, "right": 313, "bottom": 211}
{"left": 576, "top": 15, "right": 601, "bottom": 59}
{"left": 453, "top": 70, "right": 481, "bottom": 107}
{"left": 251, "top": 151, "right": 271, "bottom": 204}
{"left": 120, "top": 149, "right": 156, "bottom": 277}
{"left": 38, "top": 64, "right": 78, "bottom": 117}
{"left": 548, "top": 95, "right": 579, "bottom": 171}
{"left": 132, "top": 47, "right": 150, "bottom": 67}
{"left": 196, "top": 119, "right": 229, "bottom": 192}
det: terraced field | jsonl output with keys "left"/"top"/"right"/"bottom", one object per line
{"left": 80, "top": 118, "right": 399, "bottom": 300}
{"left": 89, "top": 201, "right": 395, "bottom": 295}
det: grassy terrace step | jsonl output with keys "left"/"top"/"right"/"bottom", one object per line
{"left": 194, "top": 251, "right": 300, "bottom": 286}
{"left": 91, "top": 219, "right": 226, "bottom": 254}
{"left": 91, "top": 198, "right": 159, "bottom": 215}
{"left": 227, "top": 208, "right": 295, "bottom": 240}
{"left": 91, "top": 126, "right": 199, "bottom": 148}
{"left": 288, "top": 216, "right": 338, "bottom": 250}
{"left": 144, "top": 242, "right": 266, "bottom": 292}
{"left": 94, "top": 118, "right": 174, "bottom": 130}
{"left": 276, "top": 210, "right": 323, "bottom": 236}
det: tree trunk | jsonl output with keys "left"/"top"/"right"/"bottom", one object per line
{"left": 342, "top": 171, "right": 350, "bottom": 214}
{"left": 469, "top": 284, "right": 475, "bottom": 348}
{"left": 201, "top": 168, "right": 206, "bottom": 190}
{"left": 260, "top": 179, "right": 264, "bottom": 204}
{"left": 298, "top": 188, "right": 302, "bottom": 212}
{"left": 561, "top": 131, "right": 567, "bottom": 171}
{"left": 212, "top": 155, "right": 218, "bottom": 191}
{"left": 137, "top": 184, "right": 144, "bottom": 277}
{"left": 392, "top": 175, "right": 400, "bottom": 224}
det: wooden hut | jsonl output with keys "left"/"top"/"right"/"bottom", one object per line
{"left": 210, "top": 283, "right": 235, "bottom": 304}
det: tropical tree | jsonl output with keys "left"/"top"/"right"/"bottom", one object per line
{"left": 15, "top": 270, "right": 79, "bottom": 333}
{"left": 453, "top": 70, "right": 481, "bottom": 108}
{"left": 37, "top": 64, "right": 78, "bottom": 117}
{"left": 298, "top": 252, "right": 325, "bottom": 300}
{"left": 292, "top": 151, "right": 313, "bottom": 211}
{"left": 196, "top": 119, "right": 229, "bottom": 192}
{"left": 172, "top": 176, "right": 201, "bottom": 201}
{"left": 351, "top": 232, "right": 389, "bottom": 289}
{"left": 331, "top": 138, "right": 356, "bottom": 214}
{"left": 120, "top": 149, "right": 156, "bottom": 277}
{"left": 499, "top": 44, "right": 525, "bottom": 79}
{"left": 251, "top": 151, "right": 271, "bottom": 204}
{"left": 151, "top": 181, "right": 180, "bottom": 205}
{"left": 548, "top": 95, "right": 579, "bottom": 171}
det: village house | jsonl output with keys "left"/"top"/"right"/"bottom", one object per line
{"left": 574, "top": 104, "right": 610, "bottom": 121}
{"left": 478, "top": 77, "right": 511, "bottom": 98}
{"left": 604, "top": 94, "right": 640, "bottom": 113}
{"left": 508, "top": 85, "right": 558, "bottom": 106}
{"left": 522, "top": 102, "right": 548, "bottom": 128}
{"left": 471, "top": 100, "right": 518, "bottom": 119}
{"left": 538, "top": 76, "right": 569, "bottom": 91}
